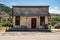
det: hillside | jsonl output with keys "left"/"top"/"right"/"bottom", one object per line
{"left": 0, "top": 3, "right": 12, "bottom": 23}
{"left": 0, "top": 3, "right": 12, "bottom": 14}
{"left": 50, "top": 13, "right": 60, "bottom": 16}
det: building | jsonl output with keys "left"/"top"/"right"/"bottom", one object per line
{"left": 12, "top": 6, "right": 49, "bottom": 30}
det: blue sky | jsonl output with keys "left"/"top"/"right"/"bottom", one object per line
{"left": 0, "top": 0, "right": 60, "bottom": 14}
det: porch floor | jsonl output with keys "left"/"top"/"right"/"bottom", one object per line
{"left": 6, "top": 28, "right": 51, "bottom": 32}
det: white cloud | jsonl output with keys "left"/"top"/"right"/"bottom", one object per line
{"left": 0, "top": 2, "right": 4, "bottom": 4}
{"left": 49, "top": 7, "right": 60, "bottom": 14}
{"left": 8, "top": 2, "right": 17, "bottom": 8}
{"left": 54, "top": 7, "right": 58, "bottom": 9}
{"left": 0, "top": 2, "right": 2, "bottom": 3}
{"left": 11, "top": 2, "right": 17, "bottom": 5}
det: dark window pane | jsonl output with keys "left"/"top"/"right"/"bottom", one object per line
{"left": 15, "top": 16, "right": 20, "bottom": 25}
{"left": 40, "top": 16, "right": 45, "bottom": 26}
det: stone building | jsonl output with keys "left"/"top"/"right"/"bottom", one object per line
{"left": 12, "top": 6, "right": 49, "bottom": 30}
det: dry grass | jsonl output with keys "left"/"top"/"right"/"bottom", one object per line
{"left": 0, "top": 26, "right": 9, "bottom": 32}
{"left": 51, "top": 29, "right": 60, "bottom": 32}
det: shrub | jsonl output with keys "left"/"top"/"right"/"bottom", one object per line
{"left": 49, "top": 17, "right": 60, "bottom": 22}
{"left": 7, "top": 18, "right": 12, "bottom": 23}
{"left": 2, "top": 17, "right": 12, "bottom": 26}
{"left": 2, "top": 20, "right": 11, "bottom": 26}
{"left": 54, "top": 23, "right": 60, "bottom": 29}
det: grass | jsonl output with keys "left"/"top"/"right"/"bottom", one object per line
{"left": 48, "top": 25, "right": 60, "bottom": 32}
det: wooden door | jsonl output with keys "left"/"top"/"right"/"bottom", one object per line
{"left": 31, "top": 18, "right": 36, "bottom": 28}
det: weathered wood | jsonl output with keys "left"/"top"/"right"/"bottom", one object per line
{"left": 12, "top": 6, "right": 49, "bottom": 16}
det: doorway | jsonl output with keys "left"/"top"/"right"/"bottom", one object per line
{"left": 31, "top": 18, "right": 36, "bottom": 28}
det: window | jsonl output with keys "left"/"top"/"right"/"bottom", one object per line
{"left": 15, "top": 16, "right": 20, "bottom": 25}
{"left": 40, "top": 16, "right": 45, "bottom": 26}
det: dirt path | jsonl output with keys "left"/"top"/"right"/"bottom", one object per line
{"left": 0, "top": 32, "right": 60, "bottom": 40}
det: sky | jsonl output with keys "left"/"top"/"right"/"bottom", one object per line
{"left": 0, "top": 0, "right": 60, "bottom": 14}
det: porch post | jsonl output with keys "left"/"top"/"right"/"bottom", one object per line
{"left": 13, "top": 16, "right": 15, "bottom": 27}
{"left": 45, "top": 16, "right": 48, "bottom": 24}
{"left": 26, "top": 16, "right": 27, "bottom": 28}
{"left": 45, "top": 16, "right": 48, "bottom": 29}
